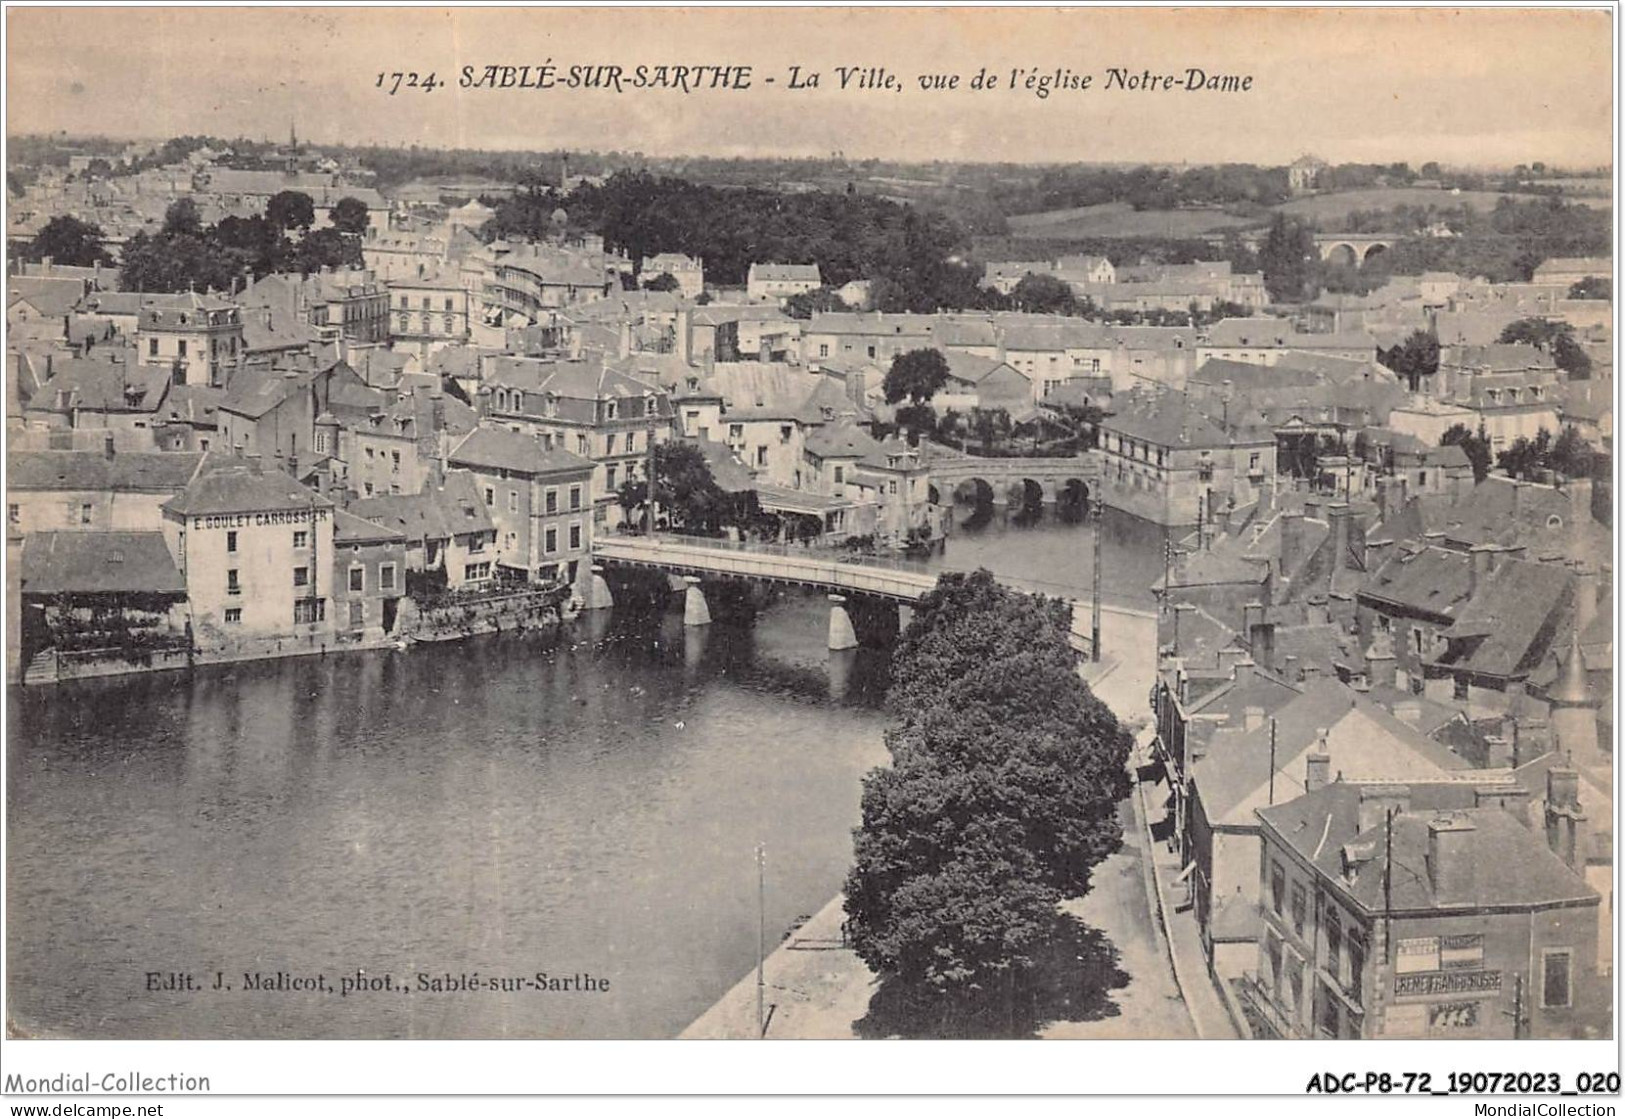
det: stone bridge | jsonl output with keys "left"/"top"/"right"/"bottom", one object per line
{"left": 927, "top": 452, "right": 1102, "bottom": 507}
{"left": 591, "top": 533, "right": 1106, "bottom": 657}
{"left": 1313, "top": 233, "right": 1396, "bottom": 267}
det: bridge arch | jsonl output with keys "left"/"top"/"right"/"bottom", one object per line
{"left": 1360, "top": 242, "right": 1388, "bottom": 267}
{"left": 1324, "top": 242, "right": 1360, "bottom": 268}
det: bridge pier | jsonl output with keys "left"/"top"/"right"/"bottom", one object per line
{"left": 827, "top": 594, "right": 858, "bottom": 651}
{"left": 682, "top": 576, "right": 712, "bottom": 628}
{"left": 583, "top": 565, "right": 615, "bottom": 611}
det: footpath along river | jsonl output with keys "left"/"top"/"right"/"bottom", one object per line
{"left": 6, "top": 507, "right": 1163, "bottom": 1039}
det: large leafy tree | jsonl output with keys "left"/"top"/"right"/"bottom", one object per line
{"left": 266, "top": 189, "right": 316, "bottom": 232}
{"left": 26, "top": 215, "right": 112, "bottom": 267}
{"left": 1497, "top": 317, "right": 1592, "bottom": 380}
{"left": 614, "top": 441, "right": 757, "bottom": 536}
{"left": 883, "top": 348, "right": 950, "bottom": 407}
{"left": 1008, "top": 273, "right": 1077, "bottom": 315}
{"left": 1380, "top": 329, "right": 1440, "bottom": 392}
{"left": 1440, "top": 422, "right": 1493, "bottom": 484}
{"left": 328, "top": 196, "right": 371, "bottom": 236}
{"left": 1258, "top": 213, "right": 1319, "bottom": 303}
{"left": 845, "top": 570, "right": 1131, "bottom": 1007}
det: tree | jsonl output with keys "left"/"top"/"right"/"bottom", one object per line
{"left": 1497, "top": 317, "right": 1591, "bottom": 380}
{"left": 640, "top": 271, "right": 680, "bottom": 293}
{"left": 26, "top": 215, "right": 111, "bottom": 267}
{"left": 162, "top": 197, "right": 202, "bottom": 237}
{"left": 1548, "top": 425, "right": 1596, "bottom": 482}
{"left": 1441, "top": 422, "right": 1492, "bottom": 484}
{"left": 328, "top": 196, "right": 372, "bottom": 236}
{"left": 1380, "top": 329, "right": 1440, "bottom": 392}
{"left": 1258, "top": 213, "right": 1319, "bottom": 302}
{"left": 266, "top": 189, "right": 316, "bottom": 232}
{"left": 1568, "top": 276, "right": 1610, "bottom": 300}
{"left": 884, "top": 348, "right": 950, "bottom": 407}
{"left": 783, "top": 287, "right": 851, "bottom": 320}
{"left": 614, "top": 441, "right": 757, "bottom": 536}
{"left": 845, "top": 570, "right": 1130, "bottom": 1005}
{"left": 1008, "top": 273, "right": 1076, "bottom": 315}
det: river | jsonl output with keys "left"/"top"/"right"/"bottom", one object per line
{"left": 5, "top": 508, "right": 1161, "bottom": 1040}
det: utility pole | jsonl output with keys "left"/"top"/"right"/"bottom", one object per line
{"left": 645, "top": 416, "right": 658, "bottom": 536}
{"left": 756, "top": 843, "right": 767, "bottom": 1039}
{"left": 1268, "top": 717, "right": 1277, "bottom": 805}
{"left": 1090, "top": 496, "right": 1103, "bottom": 662}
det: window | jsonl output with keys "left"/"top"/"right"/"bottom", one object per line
{"left": 80, "top": 503, "right": 93, "bottom": 525}
{"left": 645, "top": 397, "right": 657, "bottom": 416}
{"left": 380, "top": 564, "right": 396, "bottom": 592}
{"left": 148, "top": 338, "right": 159, "bottom": 357}
{"left": 177, "top": 340, "right": 187, "bottom": 358}
{"left": 545, "top": 488, "right": 559, "bottom": 514}
{"left": 443, "top": 316, "right": 454, "bottom": 333}
{"left": 484, "top": 487, "right": 495, "bottom": 507}
{"left": 6, "top": 504, "right": 16, "bottom": 526}
{"left": 1290, "top": 884, "right": 1306, "bottom": 938}
{"left": 348, "top": 600, "right": 365, "bottom": 626}
{"left": 819, "top": 343, "right": 829, "bottom": 357}
{"left": 728, "top": 424, "right": 743, "bottom": 442}
{"left": 888, "top": 479, "right": 898, "bottom": 495}
{"left": 544, "top": 527, "right": 558, "bottom": 554}
{"left": 577, "top": 434, "right": 589, "bottom": 456}
{"left": 444, "top": 297, "right": 454, "bottom": 312}
{"left": 780, "top": 425, "right": 792, "bottom": 442}
{"left": 227, "top": 569, "right": 241, "bottom": 595}
{"left": 626, "top": 431, "right": 637, "bottom": 454}
{"left": 606, "top": 464, "right": 618, "bottom": 489}
{"left": 1316, "top": 986, "right": 1341, "bottom": 1039}
{"left": 294, "top": 566, "right": 309, "bottom": 588}
{"left": 1269, "top": 862, "right": 1286, "bottom": 915}
{"left": 294, "top": 598, "right": 326, "bottom": 625}
{"left": 867, "top": 345, "right": 876, "bottom": 359}
{"left": 833, "top": 465, "right": 844, "bottom": 484}
{"left": 464, "top": 561, "right": 492, "bottom": 581}
{"left": 1541, "top": 949, "right": 1572, "bottom": 1009}
{"left": 569, "top": 485, "right": 582, "bottom": 511}
{"left": 349, "top": 567, "right": 364, "bottom": 592}
{"left": 293, "top": 530, "right": 308, "bottom": 549}
{"left": 508, "top": 490, "right": 518, "bottom": 513}
{"left": 606, "top": 433, "right": 617, "bottom": 455}
{"left": 756, "top": 447, "right": 768, "bottom": 468}
{"left": 605, "top": 401, "right": 618, "bottom": 420}
{"left": 391, "top": 451, "right": 401, "bottom": 472}
{"left": 365, "top": 447, "right": 376, "bottom": 461}
{"left": 225, "top": 607, "right": 242, "bottom": 625}
{"left": 569, "top": 523, "right": 582, "bottom": 550}
{"left": 1325, "top": 908, "right": 1342, "bottom": 977}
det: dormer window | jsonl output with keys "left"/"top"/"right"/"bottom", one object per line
{"left": 645, "top": 396, "right": 657, "bottom": 417}
{"left": 606, "top": 401, "right": 618, "bottom": 420}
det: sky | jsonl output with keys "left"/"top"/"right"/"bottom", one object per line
{"left": 5, "top": 6, "right": 1615, "bottom": 168}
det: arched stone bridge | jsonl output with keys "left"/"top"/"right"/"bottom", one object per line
{"left": 927, "top": 452, "right": 1102, "bottom": 507}
{"left": 1313, "top": 233, "right": 1396, "bottom": 267}
{"left": 591, "top": 533, "right": 1116, "bottom": 657}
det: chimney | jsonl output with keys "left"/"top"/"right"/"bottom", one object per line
{"left": 1572, "top": 561, "right": 1598, "bottom": 635}
{"left": 1474, "top": 783, "right": 1530, "bottom": 823}
{"left": 1483, "top": 733, "right": 1513, "bottom": 769}
{"left": 1303, "top": 496, "right": 1321, "bottom": 521}
{"left": 1279, "top": 510, "right": 1306, "bottom": 578}
{"left": 1468, "top": 543, "right": 1496, "bottom": 598}
{"left": 1170, "top": 602, "right": 1195, "bottom": 657}
{"left": 1232, "top": 657, "right": 1257, "bottom": 686}
{"left": 1358, "top": 783, "right": 1411, "bottom": 834}
{"left": 1328, "top": 502, "right": 1351, "bottom": 570}
{"left": 1512, "top": 715, "right": 1552, "bottom": 768}
{"left": 1305, "top": 750, "right": 1331, "bottom": 793}
{"left": 1250, "top": 619, "right": 1276, "bottom": 673}
{"left": 1306, "top": 594, "right": 1331, "bottom": 626}
{"left": 1243, "top": 705, "right": 1265, "bottom": 732}
{"left": 1282, "top": 654, "right": 1300, "bottom": 682}
{"left": 103, "top": 433, "right": 116, "bottom": 460}
{"left": 1217, "top": 647, "right": 1247, "bottom": 675}
{"left": 1425, "top": 814, "right": 1477, "bottom": 904}
{"left": 1365, "top": 633, "right": 1397, "bottom": 689}
{"left": 1544, "top": 768, "right": 1584, "bottom": 870}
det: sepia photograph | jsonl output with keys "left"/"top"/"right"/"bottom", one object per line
{"left": 0, "top": 2, "right": 1618, "bottom": 1104}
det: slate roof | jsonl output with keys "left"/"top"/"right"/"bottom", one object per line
{"left": 804, "top": 418, "right": 883, "bottom": 460}
{"left": 18, "top": 531, "right": 185, "bottom": 595}
{"left": 27, "top": 355, "right": 171, "bottom": 416}
{"left": 1436, "top": 559, "right": 1573, "bottom": 679}
{"left": 1257, "top": 784, "right": 1596, "bottom": 914}
{"left": 332, "top": 506, "right": 407, "bottom": 546}
{"left": 1194, "top": 679, "right": 1469, "bottom": 827}
{"left": 164, "top": 462, "right": 334, "bottom": 517}
{"left": 348, "top": 471, "right": 494, "bottom": 544}
{"left": 8, "top": 275, "right": 87, "bottom": 318}
{"left": 1101, "top": 388, "right": 1234, "bottom": 449}
{"left": 8, "top": 449, "right": 209, "bottom": 493}
{"left": 749, "top": 263, "right": 821, "bottom": 283}
{"left": 447, "top": 428, "right": 594, "bottom": 478}
{"left": 1359, "top": 546, "right": 1475, "bottom": 621}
